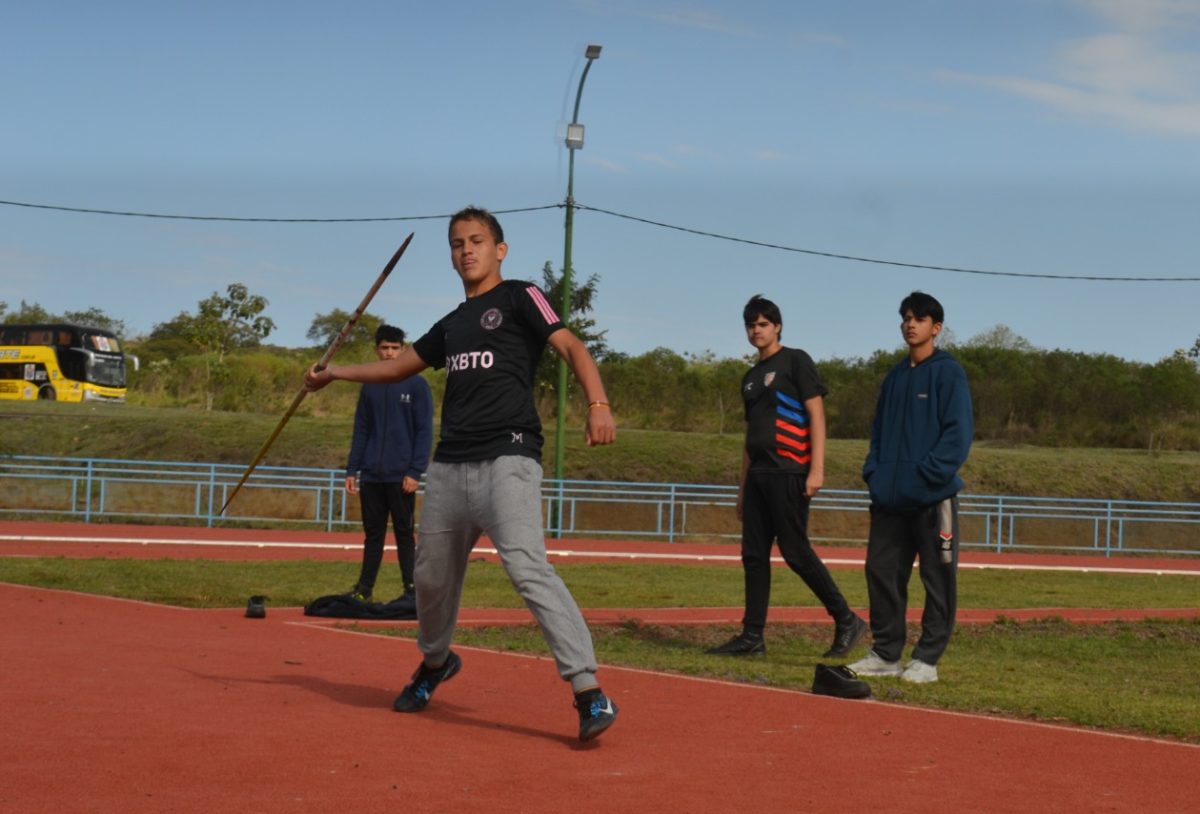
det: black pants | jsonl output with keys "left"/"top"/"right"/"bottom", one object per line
{"left": 740, "top": 471, "right": 854, "bottom": 634}
{"left": 357, "top": 481, "right": 416, "bottom": 594}
{"left": 864, "top": 497, "right": 959, "bottom": 665}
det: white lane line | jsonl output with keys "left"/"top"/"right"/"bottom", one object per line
{"left": 2, "top": 534, "right": 1198, "bottom": 575}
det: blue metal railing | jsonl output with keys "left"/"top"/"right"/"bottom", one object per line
{"left": 1, "top": 455, "right": 1197, "bottom": 556}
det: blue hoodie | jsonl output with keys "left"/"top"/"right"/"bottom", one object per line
{"left": 346, "top": 378, "right": 434, "bottom": 484}
{"left": 862, "top": 349, "right": 973, "bottom": 512}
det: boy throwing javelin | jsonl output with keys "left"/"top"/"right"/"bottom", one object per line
{"left": 305, "top": 206, "right": 619, "bottom": 741}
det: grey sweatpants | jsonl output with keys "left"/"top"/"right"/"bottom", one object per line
{"left": 414, "top": 456, "right": 599, "bottom": 693}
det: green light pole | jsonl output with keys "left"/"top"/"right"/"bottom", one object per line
{"left": 553, "top": 43, "right": 602, "bottom": 537}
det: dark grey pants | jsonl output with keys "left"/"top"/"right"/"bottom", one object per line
{"left": 414, "top": 456, "right": 599, "bottom": 693}
{"left": 357, "top": 481, "right": 415, "bottom": 594}
{"left": 864, "top": 497, "right": 959, "bottom": 665}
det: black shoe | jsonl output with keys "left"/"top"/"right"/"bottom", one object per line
{"left": 823, "top": 615, "right": 867, "bottom": 658}
{"left": 574, "top": 689, "right": 619, "bottom": 741}
{"left": 811, "top": 663, "right": 872, "bottom": 699}
{"left": 706, "top": 633, "right": 766, "bottom": 656}
{"left": 393, "top": 651, "right": 462, "bottom": 712}
{"left": 245, "top": 595, "right": 266, "bottom": 619}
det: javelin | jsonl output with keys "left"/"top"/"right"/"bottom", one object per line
{"left": 219, "top": 233, "right": 415, "bottom": 516}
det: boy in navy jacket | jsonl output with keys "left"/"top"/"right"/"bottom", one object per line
{"left": 849, "top": 292, "right": 973, "bottom": 683}
{"left": 346, "top": 325, "right": 434, "bottom": 600}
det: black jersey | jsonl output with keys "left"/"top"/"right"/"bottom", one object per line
{"left": 742, "top": 346, "right": 828, "bottom": 473}
{"left": 412, "top": 280, "right": 564, "bottom": 463}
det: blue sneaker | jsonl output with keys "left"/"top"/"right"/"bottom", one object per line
{"left": 574, "top": 689, "right": 619, "bottom": 741}
{"left": 393, "top": 651, "right": 462, "bottom": 712}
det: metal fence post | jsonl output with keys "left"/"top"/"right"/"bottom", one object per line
{"left": 206, "top": 464, "right": 217, "bottom": 527}
{"left": 326, "top": 470, "right": 337, "bottom": 532}
{"left": 83, "top": 458, "right": 93, "bottom": 523}
{"left": 667, "top": 483, "right": 677, "bottom": 544}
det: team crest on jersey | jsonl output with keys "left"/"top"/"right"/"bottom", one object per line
{"left": 480, "top": 308, "right": 503, "bottom": 330}
{"left": 763, "top": 372, "right": 776, "bottom": 387}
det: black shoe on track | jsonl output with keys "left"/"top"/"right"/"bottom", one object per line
{"left": 245, "top": 595, "right": 267, "bottom": 619}
{"left": 393, "top": 651, "right": 462, "bottom": 712}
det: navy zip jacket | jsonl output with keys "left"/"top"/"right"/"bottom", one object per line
{"left": 346, "top": 378, "right": 433, "bottom": 484}
{"left": 862, "top": 349, "right": 973, "bottom": 512}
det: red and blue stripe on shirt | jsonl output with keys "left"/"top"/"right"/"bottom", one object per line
{"left": 774, "top": 390, "right": 811, "bottom": 466}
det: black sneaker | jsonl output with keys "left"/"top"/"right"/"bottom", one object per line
{"left": 823, "top": 614, "right": 868, "bottom": 658}
{"left": 706, "top": 632, "right": 766, "bottom": 656}
{"left": 574, "top": 689, "right": 619, "bottom": 742}
{"left": 811, "top": 663, "right": 872, "bottom": 699}
{"left": 245, "top": 595, "right": 266, "bottom": 619}
{"left": 393, "top": 651, "right": 462, "bottom": 712}
{"left": 347, "top": 584, "right": 373, "bottom": 602}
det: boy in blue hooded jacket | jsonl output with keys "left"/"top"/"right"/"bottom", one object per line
{"left": 345, "top": 324, "right": 434, "bottom": 601}
{"left": 849, "top": 291, "right": 973, "bottom": 684}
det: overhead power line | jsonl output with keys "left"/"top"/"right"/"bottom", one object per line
{"left": 0, "top": 198, "right": 558, "bottom": 223}
{"left": 575, "top": 205, "right": 1200, "bottom": 283}
{"left": 2, "top": 196, "right": 1197, "bottom": 283}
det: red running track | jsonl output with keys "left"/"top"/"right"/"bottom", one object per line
{"left": 2, "top": 520, "right": 1198, "bottom": 813}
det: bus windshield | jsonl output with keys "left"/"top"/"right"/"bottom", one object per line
{"left": 81, "top": 349, "right": 127, "bottom": 387}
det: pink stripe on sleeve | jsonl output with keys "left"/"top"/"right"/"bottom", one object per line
{"left": 526, "top": 286, "right": 560, "bottom": 325}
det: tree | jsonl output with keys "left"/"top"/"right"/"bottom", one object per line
{"left": 0, "top": 300, "right": 127, "bottom": 336}
{"left": 689, "top": 352, "right": 747, "bottom": 435}
{"left": 61, "top": 307, "right": 127, "bottom": 337}
{"left": 306, "top": 308, "right": 383, "bottom": 355}
{"left": 147, "top": 283, "right": 276, "bottom": 410}
{"left": 531, "top": 262, "right": 609, "bottom": 401}
{"left": 175, "top": 283, "right": 276, "bottom": 361}
{"left": 0, "top": 300, "right": 53, "bottom": 325}
{"left": 965, "top": 324, "right": 1035, "bottom": 352}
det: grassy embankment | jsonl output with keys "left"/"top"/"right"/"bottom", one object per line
{"left": 4, "top": 400, "right": 1199, "bottom": 500}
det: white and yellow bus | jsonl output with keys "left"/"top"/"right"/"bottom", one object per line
{"left": 0, "top": 324, "right": 129, "bottom": 402}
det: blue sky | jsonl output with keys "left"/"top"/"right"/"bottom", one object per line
{"left": 3, "top": 0, "right": 1199, "bottom": 364}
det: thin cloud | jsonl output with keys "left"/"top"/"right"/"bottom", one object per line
{"left": 957, "top": 71, "right": 1200, "bottom": 136}
{"left": 942, "top": 2, "right": 1200, "bottom": 137}
{"left": 582, "top": 155, "right": 631, "bottom": 173}
{"left": 751, "top": 148, "right": 789, "bottom": 162}
{"left": 605, "top": 3, "right": 843, "bottom": 48}
{"left": 635, "top": 153, "right": 682, "bottom": 169}
{"left": 672, "top": 143, "right": 719, "bottom": 159}
{"left": 1079, "top": 0, "right": 1200, "bottom": 33}
{"left": 638, "top": 8, "right": 759, "bottom": 37}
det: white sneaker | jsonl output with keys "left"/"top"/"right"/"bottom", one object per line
{"left": 847, "top": 650, "right": 903, "bottom": 676}
{"left": 901, "top": 659, "right": 939, "bottom": 683}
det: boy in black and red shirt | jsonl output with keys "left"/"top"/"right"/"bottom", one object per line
{"left": 707, "top": 295, "right": 866, "bottom": 658}
{"left": 305, "top": 207, "right": 618, "bottom": 741}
